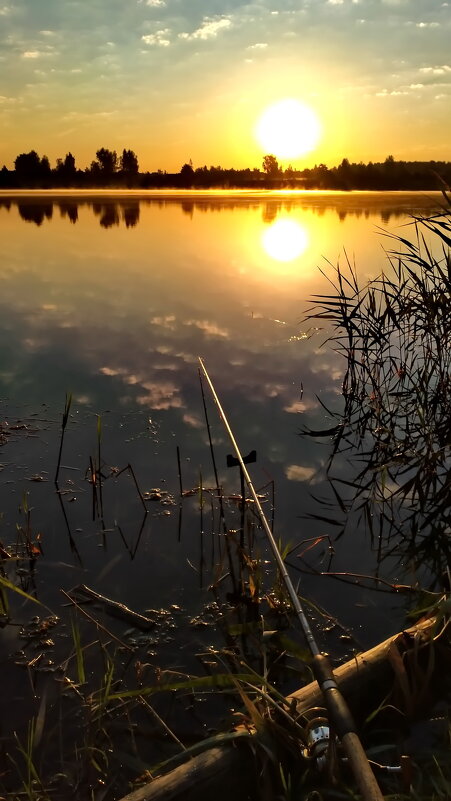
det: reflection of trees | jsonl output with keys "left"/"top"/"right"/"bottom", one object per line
{"left": 181, "top": 202, "right": 194, "bottom": 218}
{"left": 262, "top": 203, "right": 278, "bottom": 225}
{"left": 99, "top": 204, "right": 120, "bottom": 228}
{"left": 3, "top": 196, "right": 440, "bottom": 230}
{"left": 59, "top": 203, "right": 78, "bottom": 224}
{"left": 18, "top": 202, "right": 53, "bottom": 226}
{"left": 121, "top": 202, "right": 140, "bottom": 228}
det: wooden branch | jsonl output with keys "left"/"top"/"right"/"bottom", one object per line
{"left": 117, "top": 616, "right": 447, "bottom": 801}
{"left": 69, "top": 584, "right": 157, "bottom": 631}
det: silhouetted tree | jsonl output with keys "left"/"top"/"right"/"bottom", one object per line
{"left": 120, "top": 149, "right": 139, "bottom": 174}
{"left": 55, "top": 152, "right": 77, "bottom": 186}
{"left": 95, "top": 148, "right": 118, "bottom": 176}
{"left": 180, "top": 162, "right": 195, "bottom": 187}
{"left": 262, "top": 154, "right": 280, "bottom": 177}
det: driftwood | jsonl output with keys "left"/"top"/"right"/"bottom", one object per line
{"left": 117, "top": 616, "right": 449, "bottom": 801}
{"left": 70, "top": 584, "right": 157, "bottom": 631}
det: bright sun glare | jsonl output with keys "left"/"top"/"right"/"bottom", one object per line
{"left": 255, "top": 99, "right": 322, "bottom": 160}
{"left": 262, "top": 218, "right": 309, "bottom": 262}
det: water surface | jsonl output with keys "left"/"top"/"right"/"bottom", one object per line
{"left": 0, "top": 190, "right": 442, "bottom": 748}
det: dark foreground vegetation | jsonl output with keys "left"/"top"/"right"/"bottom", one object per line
{"left": 1, "top": 194, "right": 451, "bottom": 800}
{"left": 1, "top": 147, "right": 451, "bottom": 190}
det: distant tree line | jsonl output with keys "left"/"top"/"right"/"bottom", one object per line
{"left": 1, "top": 148, "right": 450, "bottom": 191}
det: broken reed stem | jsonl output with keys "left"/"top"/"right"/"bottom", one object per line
{"left": 60, "top": 588, "right": 133, "bottom": 651}
{"left": 198, "top": 369, "right": 228, "bottom": 532}
{"left": 113, "top": 464, "right": 148, "bottom": 513}
{"left": 139, "top": 695, "right": 187, "bottom": 752}
{"left": 198, "top": 368, "right": 239, "bottom": 594}
{"left": 90, "top": 455, "right": 98, "bottom": 521}
{"left": 54, "top": 392, "right": 72, "bottom": 484}
{"left": 127, "top": 464, "right": 147, "bottom": 513}
{"left": 176, "top": 445, "right": 183, "bottom": 496}
{"left": 97, "top": 415, "right": 104, "bottom": 518}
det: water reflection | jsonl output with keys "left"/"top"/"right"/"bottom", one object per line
{"left": 17, "top": 201, "right": 53, "bottom": 225}
{"left": 0, "top": 192, "right": 441, "bottom": 228}
{"left": 0, "top": 190, "right": 446, "bottom": 731}
{"left": 262, "top": 218, "right": 309, "bottom": 262}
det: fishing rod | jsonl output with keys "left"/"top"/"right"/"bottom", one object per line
{"left": 198, "top": 357, "right": 385, "bottom": 801}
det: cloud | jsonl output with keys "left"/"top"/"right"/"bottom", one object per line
{"left": 420, "top": 65, "right": 451, "bottom": 75}
{"left": 247, "top": 42, "right": 268, "bottom": 50}
{"left": 0, "top": 95, "right": 20, "bottom": 104}
{"left": 415, "top": 21, "right": 440, "bottom": 28}
{"left": 143, "top": 0, "right": 166, "bottom": 5}
{"left": 141, "top": 29, "right": 171, "bottom": 46}
{"left": 179, "top": 16, "right": 232, "bottom": 42}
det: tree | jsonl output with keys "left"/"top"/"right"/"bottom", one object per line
{"left": 262, "top": 154, "right": 280, "bottom": 177}
{"left": 120, "top": 149, "right": 139, "bottom": 174}
{"left": 14, "top": 151, "right": 51, "bottom": 185}
{"left": 55, "top": 152, "right": 77, "bottom": 186}
{"left": 95, "top": 148, "right": 118, "bottom": 175}
{"left": 180, "top": 161, "right": 195, "bottom": 187}
{"left": 63, "top": 152, "right": 76, "bottom": 173}
{"left": 15, "top": 150, "right": 41, "bottom": 179}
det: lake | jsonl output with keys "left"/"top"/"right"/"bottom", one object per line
{"left": 0, "top": 190, "right": 443, "bottom": 793}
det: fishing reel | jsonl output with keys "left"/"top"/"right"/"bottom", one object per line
{"left": 297, "top": 707, "right": 410, "bottom": 783}
{"left": 298, "top": 707, "right": 331, "bottom": 771}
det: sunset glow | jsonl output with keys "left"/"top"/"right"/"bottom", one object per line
{"left": 0, "top": 2, "right": 449, "bottom": 171}
{"left": 255, "top": 100, "right": 322, "bottom": 160}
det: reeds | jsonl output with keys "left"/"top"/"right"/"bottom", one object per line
{"left": 303, "top": 194, "right": 451, "bottom": 581}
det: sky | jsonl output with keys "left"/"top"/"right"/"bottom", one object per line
{"left": 0, "top": 0, "right": 450, "bottom": 172}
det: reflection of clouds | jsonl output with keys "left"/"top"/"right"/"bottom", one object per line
{"left": 185, "top": 319, "right": 229, "bottom": 338}
{"left": 263, "top": 381, "right": 285, "bottom": 398}
{"left": 284, "top": 399, "right": 318, "bottom": 413}
{"left": 100, "top": 364, "right": 184, "bottom": 410}
{"left": 150, "top": 315, "right": 176, "bottom": 330}
{"left": 137, "top": 381, "right": 183, "bottom": 410}
{"left": 100, "top": 366, "right": 121, "bottom": 376}
{"left": 183, "top": 413, "right": 203, "bottom": 428}
{"left": 153, "top": 361, "right": 178, "bottom": 371}
{"left": 154, "top": 344, "right": 198, "bottom": 364}
{"left": 285, "top": 464, "right": 319, "bottom": 483}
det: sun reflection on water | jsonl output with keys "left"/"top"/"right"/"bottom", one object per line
{"left": 262, "top": 217, "right": 309, "bottom": 262}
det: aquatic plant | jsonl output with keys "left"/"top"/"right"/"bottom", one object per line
{"left": 304, "top": 192, "right": 451, "bottom": 583}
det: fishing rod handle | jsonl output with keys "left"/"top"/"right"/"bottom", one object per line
{"left": 313, "top": 655, "right": 384, "bottom": 801}
{"left": 342, "top": 732, "right": 386, "bottom": 801}
{"left": 313, "top": 654, "right": 356, "bottom": 737}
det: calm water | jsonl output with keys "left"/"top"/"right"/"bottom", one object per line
{"left": 0, "top": 191, "right": 442, "bottom": 750}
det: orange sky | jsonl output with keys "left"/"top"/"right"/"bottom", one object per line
{"left": 1, "top": 0, "right": 450, "bottom": 172}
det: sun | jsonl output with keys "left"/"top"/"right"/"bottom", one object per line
{"left": 255, "top": 99, "right": 322, "bottom": 160}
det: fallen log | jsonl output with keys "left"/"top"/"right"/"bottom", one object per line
{"left": 117, "top": 616, "right": 449, "bottom": 801}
